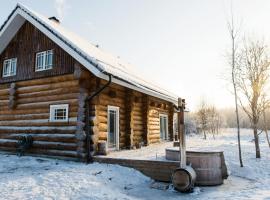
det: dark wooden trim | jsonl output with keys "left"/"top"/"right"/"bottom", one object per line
{"left": 0, "top": 22, "right": 75, "bottom": 84}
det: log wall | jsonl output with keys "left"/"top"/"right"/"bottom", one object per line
{"left": 147, "top": 96, "right": 174, "bottom": 144}
{"left": 96, "top": 80, "right": 127, "bottom": 149}
{"left": 0, "top": 20, "right": 176, "bottom": 159}
{"left": 0, "top": 74, "right": 81, "bottom": 159}
{"left": 94, "top": 80, "right": 174, "bottom": 150}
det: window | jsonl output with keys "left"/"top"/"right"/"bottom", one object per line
{"left": 107, "top": 106, "right": 120, "bottom": 150}
{"left": 35, "top": 50, "right": 53, "bottom": 71}
{"left": 160, "top": 114, "right": 168, "bottom": 140}
{"left": 3, "top": 58, "right": 17, "bottom": 77}
{"left": 50, "top": 104, "right": 69, "bottom": 122}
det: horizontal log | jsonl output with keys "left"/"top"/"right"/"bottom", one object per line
{"left": 148, "top": 134, "right": 161, "bottom": 140}
{"left": 148, "top": 118, "right": 160, "bottom": 123}
{"left": 133, "top": 121, "right": 144, "bottom": 126}
{"left": 133, "top": 132, "right": 145, "bottom": 138}
{"left": 134, "top": 102, "right": 143, "bottom": 106}
{"left": 0, "top": 119, "right": 77, "bottom": 127}
{"left": 0, "top": 95, "right": 8, "bottom": 100}
{"left": 133, "top": 106, "right": 143, "bottom": 112}
{"left": 99, "top": 123, "right": 107, "bottom": 132}
{"left": 0, "top": 134, "right": 76, "bottom": 143}
{"left": 17, "top": 87, "right": 79, "bottom": 99}
{"left": 133, "top": 115, "right": 143, "bottom": 121}
{"left": 14, "top": 99, "right": 78, "bottom": 110}
{"left": 0, "top": 100, "right": 8, "bottom": 106}
{"left": 149, "top": 125, "right": 160, "bottom": 130}
{"left": 0, "top": 139, "right": 16, "bottom": 147}
{"left": 100, "top": 81, "right": 126, "bottom": 91}
{"left": 97, "top": 116, "right": 107, "bottom": 123}
{"left": 38, "top": 141, "right": 76, "bottom": 150}
{"left": 149, "top": 122, "right": 160, "bottom": 126}
{"left": 0, "top": 112, "right": 78, "bottom": 121}
{"left": 0, "top": 106, "right": 78, "bottom": 115}
{"left": 149, "top": 138, "right": 161, "bottom": 144}
{"left": 17, "top": 80, "right": 79, "bottom": 94}
{"left": 149, "top": 130, "right": 160, "bottom": 134}
{"left": 99, "top": 131, "right": 107, "bottom": 140}
{"left": 0, "top": 88, "right": 9, "bottom": 96}
{"left": 29, "top": 149, "right": 82, "bottom": 158}
{"left": 133, "top": 126, "right": 144, "bottom": 132}
{"left": 17, "top": 93, "right": 79, "bottom": 104}
{"left": 133, "top": 110, "right": 142, "bottom": 117}
{"left": 99, "top": 97, "right": 125, "bottom": 106}
{"left": 16, "top": 74, "right": 76, "bottom": 87}
{"left": 0, "top": 128, "right": 76, "bottom": 134}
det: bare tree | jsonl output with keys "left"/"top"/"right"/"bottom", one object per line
{"left": 208, "top": 105, "right": 222, "bottom": 139}
{"left": 235, "top": 39, "right": 270, "bottom": 158}
{"left": 196, "top": 99, "right": 208, "bottom": 140}
{"left": 263, "top": 108, "right": 270, "bottom": 148}
{"left": 227, "top": 12, "right": 243, "bottom": 167}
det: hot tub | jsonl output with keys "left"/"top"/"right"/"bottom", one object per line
{"left": 166, "top": 147, "right": 228, "bottom": 186}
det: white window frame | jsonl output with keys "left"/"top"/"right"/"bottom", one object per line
{"left": 159, "top": 114, "right": 169, "bottom": 140}
{"left": 2, "top": 58, "right": 17, "bottom": 77}
{"left": 49, "top": 104, "right": 69, "bottom": 122}
{"left": 107, "top": 106, "right": 120, "bottom": 150}
{"left": 35, "top": 50, "right": 53, "bottom": 71}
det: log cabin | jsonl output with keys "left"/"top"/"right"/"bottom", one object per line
{"left": 0, "top": 4, "right": 180, "bottom": 161}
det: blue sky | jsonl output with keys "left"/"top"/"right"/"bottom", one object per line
{"left": 1, "top": 0, "right": 270, "bottom": 109}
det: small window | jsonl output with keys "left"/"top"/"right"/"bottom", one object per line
{"left": 50, "top": 104, "right": 69, "bottom": 122}
{"left": 35, "top": 50, "right": 53, "bottom": 71}
{"left": 2, "top": 58, "right": 17, "bottom": 77}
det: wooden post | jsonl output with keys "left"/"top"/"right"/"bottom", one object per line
{"left": 173, "top": 98, "right": 197, "bottom": 192}
{"left": 168, "top": 103, "right": 174, "bottom": 141}
{"left": 178, "top": 98, "right": 186, "bottom": 168}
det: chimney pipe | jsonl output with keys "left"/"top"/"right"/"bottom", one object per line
{"left": 48, "top": 16, "right": 60, "bottom": 24}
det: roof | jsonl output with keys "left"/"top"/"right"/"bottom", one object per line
{"left": 0, "top": 3, "right": 179, "bottom": 104}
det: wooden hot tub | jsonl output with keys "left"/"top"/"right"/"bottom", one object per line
{"left": 166, "top": 147, "right": 228, "bottom": 186}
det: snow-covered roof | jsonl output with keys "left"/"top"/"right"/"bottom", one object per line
{"left": 0, "top": 3, "right": 179, "bottom": 104}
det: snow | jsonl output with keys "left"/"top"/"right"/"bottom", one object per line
{"left": 0, "top": 128, "right": 270, "bottom": 200}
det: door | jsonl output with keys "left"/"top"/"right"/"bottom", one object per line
{"left": 160, "top": 114, "right": 168, "bottom": 140}
{"left": 107, "top": 106, "right": 119, "bottom": 150}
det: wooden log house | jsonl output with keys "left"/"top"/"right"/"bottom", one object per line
{"left": 0, "top": 4, "right": 179, "bottom": 161}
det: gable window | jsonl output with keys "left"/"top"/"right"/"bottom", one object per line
{"left": 50, "top": 104, "right": 69, "bottom": 122}
{"left": 3, "top": 58, "right": 17, "bottom": 77}
{"left": 35, "top": 50, "right": 53, "bottom": 71}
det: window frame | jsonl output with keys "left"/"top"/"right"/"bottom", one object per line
{"left": 49, "top": 104, "right": 69, "bottom": 122}
{"left": 2, "top": 58, "right": 17, "bottom": 77}
{"left": 159, "top": 113, "right": 169, "bottom": 140}
{"left": 35, "top": 50, "right": 53, "bottom": 72}
{"left": 107, "top": 106, "right": 120, "bottom": 150}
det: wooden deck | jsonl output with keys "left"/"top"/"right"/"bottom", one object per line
{"left": 94, "top": 156, "right": 179, "bottom": 183}
{"left": 94, "top": 150, "right": 228, "bottom": 186}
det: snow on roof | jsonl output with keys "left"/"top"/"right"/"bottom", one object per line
{"left": 0, "top": 4, "right": 179, "bottom": 104}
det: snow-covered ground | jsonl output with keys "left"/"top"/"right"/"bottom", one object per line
{"left": 0, "top": 128, "right": 269, "bottom": 200}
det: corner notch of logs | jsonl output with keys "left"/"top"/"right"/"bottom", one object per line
{"left": 8, "top": 82, "right": 17, "bottom": 109}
